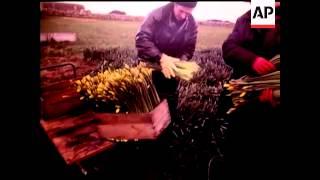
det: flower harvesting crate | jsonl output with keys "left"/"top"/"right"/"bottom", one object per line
{"left": 40, "top": 99, "right": 171, "bottom": 165}
{"left": 41, "top": 78, "right": 171, "bottom": 140}
{"left": 40, "top": 64, "right": 171, "bottom": 164}
{"left": 95, "top": 99, "right": 171, "bottom": 140}
{"left": 40, "top": 78, "right": 171, "bottom": 164}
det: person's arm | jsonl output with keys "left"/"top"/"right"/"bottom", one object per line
{"left": 135, "top": 10, "right": 163, "bottom": 64}
{"left": 222, "top": 13, "right": 275, "bottom": 75}
{"left": 222, "top": 14, "right": 259, "bottom": 67}
{"left": 180, "top": 19, "right": 198, "bottom": 61}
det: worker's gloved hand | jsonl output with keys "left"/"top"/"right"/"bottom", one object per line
{"left": 259, "top": 88, "right": 277, "bottom": 107}
{"left": 252, "top": 57, "right": 276, "bottom": 75}
{"left": 160, "top": 54, "right": 180, "bottom": 79}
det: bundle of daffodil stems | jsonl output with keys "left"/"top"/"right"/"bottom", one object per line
{"left": 141, "top": 60, "right": 201, "bottom": 81}
{"left": 74, "top": 64, "right": 161, "bottom": 113}
{"left": 224, "top": 55, "right": 280, "bottom": 114}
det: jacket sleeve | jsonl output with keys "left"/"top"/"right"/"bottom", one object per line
{"left": 180, "top": 20, "right": 198, "bottom": 61}
{"left": 135, "top": 10, "right": 163, "bottom": 64}
{"left": 222, "top": 15, "right": 259, "bottom": 67}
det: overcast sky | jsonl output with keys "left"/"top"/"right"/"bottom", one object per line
{"left": 60, "top": 1, "right": 251, "bottom": 22}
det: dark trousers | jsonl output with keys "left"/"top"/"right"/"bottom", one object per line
{"left": 151, "top": 70, "right": 179, "bottom": 126}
